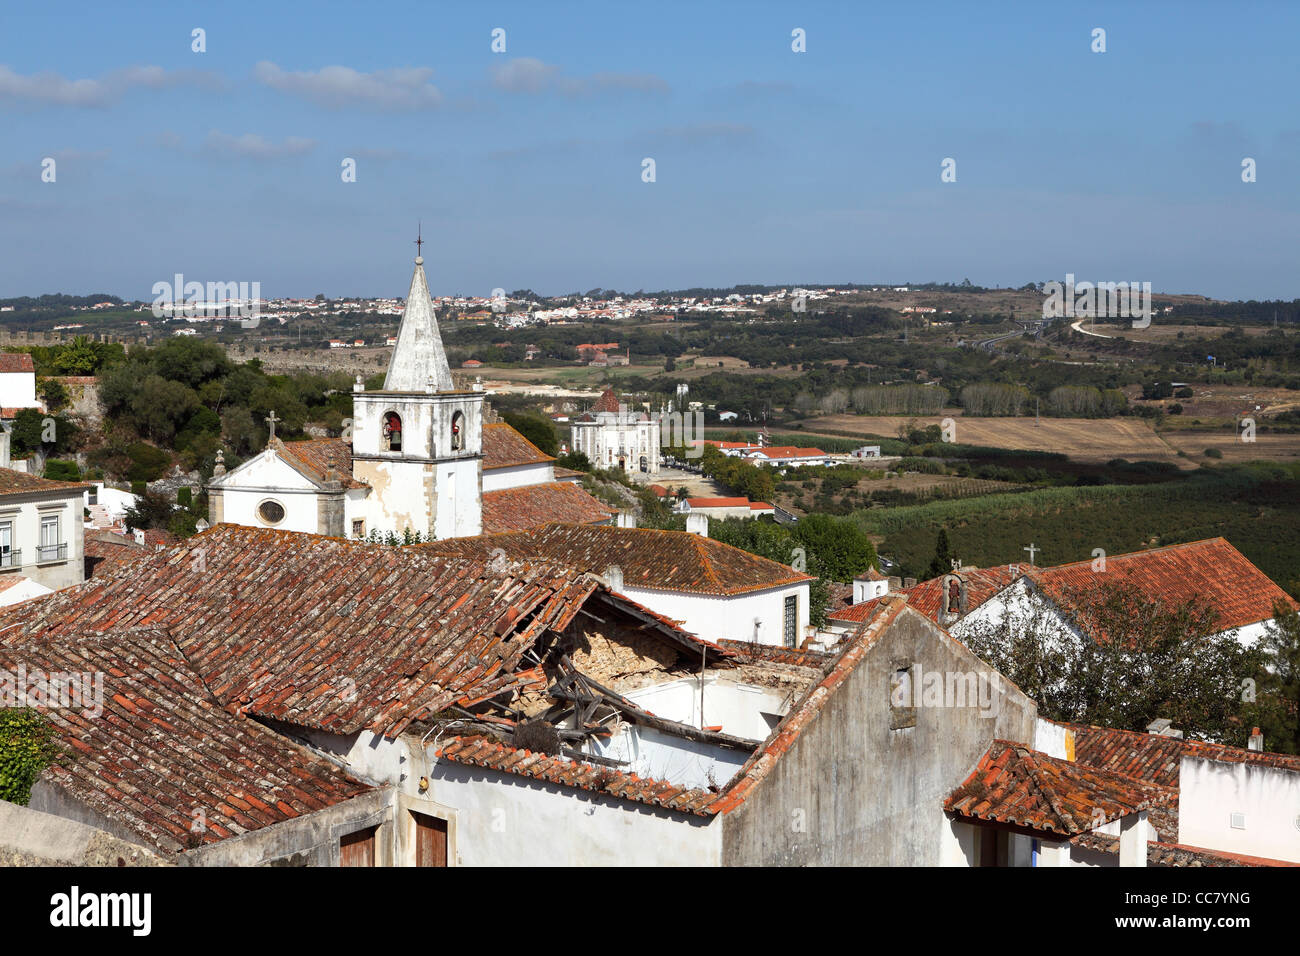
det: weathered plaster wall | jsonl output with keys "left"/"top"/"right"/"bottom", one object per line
{"left": 720, "top": 608, "right": 1038, "bottom": 866}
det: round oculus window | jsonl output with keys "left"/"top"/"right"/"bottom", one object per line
{"left": 258, "top": 500, "right": 286, "bottom": 524}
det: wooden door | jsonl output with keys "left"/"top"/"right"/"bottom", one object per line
{"left": 413, "top": 813, "right": 448, "bottom": 867}
{"left": 339, "top": 826, "right": 376, "bottom": 867}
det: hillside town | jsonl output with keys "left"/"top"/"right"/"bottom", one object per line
{"left": 3, "top": 248, "right": 1299, "bottom": 878}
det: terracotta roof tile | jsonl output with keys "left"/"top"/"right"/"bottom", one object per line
{"left": 0, "top": 467, "right": 90, "bottom": 496}
{"left": 0, "top": 524, "right": 602, "bottom": 737}
{"left": 279, "top": 438, "right": 367, "bottom": 489}
{"left": 0, "top": 352, "right": 35, "bottom": 373}
{"left": 420, "top": 523, "right": 813, "bottom": 597}
{"left": 481, "top": 422, "right": 555, "bottom": 470}
{"left": 1, "top": 627, "right": 372, "bottom": 856}
{"left": 1029, "top": 537, "right": 1296, "bottom": 633}
{"left": 944, "top": 740, "right": 1175, "bottom": 835}
{"left": 481, "top": 482, "right": 614, "bottom": 534}
{"left": 591, "top": 388, "right": 621, "bottom": 414}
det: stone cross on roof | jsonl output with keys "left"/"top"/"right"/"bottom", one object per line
{"left": 265, "top": 410, "right": 280, "bottom": 441}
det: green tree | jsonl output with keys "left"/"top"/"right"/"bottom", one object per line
{"left": 131, "top": 375, "right": 200, "bottom": 443}
{"left": 1253, "top": 601, "right": 1300, "bottom": 755}
{"left": 925, "top": 528, "right": 953, "bottom": 580}
{"left": 502, "top": 412, "right": 559, "bottom": 456}
{"left": 0, "top": 708, "right": 61, "bottom": 805}
{"left": 793, "top": 513, "right": 877, "bottom": 582}
{"left": 43, "top": 459, "right": 81, "bottom": 482}
{"left": 50, "top": 335, "right": 103, "bottom": 375}
{"left": 125, "top": 488, "right": 176, "bottom": 531}
{"left": 961, "top": 581, "right": 1261, "bottom": 740}
{"left": 37, "top": 378, "right": 69, "bottom": 412}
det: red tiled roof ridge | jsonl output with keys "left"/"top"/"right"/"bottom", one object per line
{"left": 1064, "top": 720, "right": 1300, "bottom": 775}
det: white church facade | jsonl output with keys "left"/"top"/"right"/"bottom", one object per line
{"left": 570, "top": 388, "right": 661, "bottom": 475}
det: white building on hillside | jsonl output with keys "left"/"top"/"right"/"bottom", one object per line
{"left": 570, "top": 387, "right": 660, "bottom": 475}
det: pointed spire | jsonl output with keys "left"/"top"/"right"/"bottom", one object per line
{"left": 384, "top": 233, "right": 454, "bottom": 392}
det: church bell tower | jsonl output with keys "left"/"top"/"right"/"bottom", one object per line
{"left": 350, "top": 233, "right": 483, "bottom": 539}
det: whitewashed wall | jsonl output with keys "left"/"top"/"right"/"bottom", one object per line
{"left": 0, "top": 371, "right": 38, "bottom": 409}
{"left": 1179, "top": 756, "right": 1300, "bottom": 863}
{"left": 481, "top": 461, "right": 554, "bottom": 493}
{"left": 216, "top": 452, "right": 324, "bottom": 534}
{"left": 619, "top": 581, "right": 810, "bottom": 646}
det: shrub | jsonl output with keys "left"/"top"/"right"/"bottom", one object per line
{"left": 43, "top": 459, "right": 81, "bottom": 482}
{"left": 126, "top": 442, "right": 170, "bottom": 482}
{"left": 0, "top": 709, "right": 61, "bottom": 805}
{"left": 1205, "top": 448, "right": 1223, "bottom": 459}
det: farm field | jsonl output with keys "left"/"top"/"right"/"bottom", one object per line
{"left": 795, "top": 414, "right": 1180, "bottom": 463}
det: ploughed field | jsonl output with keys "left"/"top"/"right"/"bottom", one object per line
{"left": 798, "top": 415, "right": 1178, "bottom": 463}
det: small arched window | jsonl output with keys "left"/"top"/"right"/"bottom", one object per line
{"left": 450, "top": 411, "right": 464, "bottom": 451}
{"left": 383, "top": 412, "right": 403, "bottom": 451}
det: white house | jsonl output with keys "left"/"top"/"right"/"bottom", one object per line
{"left": 0, "top": 352, "right": 40, "bottom": 414}
{"left": 742, "top": 446, "right": 829, "bottom": 468}
{"left": 947, "top": 538, "right": 1294, "bottom": 649}
{"left": 673, "top": 496, "right": 774, "bottom": 521}
{"left": 422, "top": 522, "right": 815, "bottom": 648}
{"left": 0, "top": 465, "right": 87, "bottom": 592}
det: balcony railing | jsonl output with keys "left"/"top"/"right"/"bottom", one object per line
{"left": 0, "top": 549, "right": 20, "bottom": 569}
{"left": 36, "top": 543, "right": 67, "bottom": 563}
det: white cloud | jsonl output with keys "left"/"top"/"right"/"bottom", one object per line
{"left": 253, "top": 61, "right": 443, "bottom": 110}
{"left": 203, "top": 131, "right": 317, "bottom": 160}
{"left": 0, "top": 65, "right": 218, "bottom": 108}
{"left": 491, "top": 58, "right": 667, "bottom": 96}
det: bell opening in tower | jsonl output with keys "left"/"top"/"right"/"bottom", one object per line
{"left": 383, "top": 411, "right": 403, "bottom": 451}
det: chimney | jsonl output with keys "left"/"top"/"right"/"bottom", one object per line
{"left": 903, "top": 577, "right": 917, "bottom": 588}
{"left": 0, "top": 426, "right": 9, "bottom": 469}
{"left": 604, "top": 564, "right": 624, "bottom": 593}
{"left": 1248, "top": 727, "right": 1264, "bottom": 752}
{"left": 686, "top": 513, "right": 709, "bottom": 537}
{"left": 1145, "top": 718, "right": 1183, "bottom": 739}
{"left": 616, "top": 511, "right": 636, "bottom": 529}
{"left": 133, "top": 529, "right": 146, "bottom": 546}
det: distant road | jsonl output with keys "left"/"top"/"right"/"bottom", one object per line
{"left": 1070, "top": 319, "right": 1113, "bottom": 339}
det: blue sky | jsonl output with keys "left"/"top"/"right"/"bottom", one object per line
{"left": 2, "top": 0, "right": 1298, "bottom": 300}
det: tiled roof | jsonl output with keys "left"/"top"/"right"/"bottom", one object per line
{"left": 83, "top": 530, "right": 151, "bottom": 578}
{"left": 0, "top": 627, "right": 373, "bottom": 856}
{"left": 481, "top": 422, "right": 555, "bottom": 470}
{"left": 0, "top": 524, "right": 603, "bottom": 737}
{"left": 481, "top": 482, "right": 615, "bottom": 534}
{"left": 1068, "top": 723, "right": 1185, "bottom": 789}
{"left": 944, "top": 740, "right": 1175, "bottom": 836}
{"left": 711, "top": 597, "right": 909, "bottom": 813}
{"left": 436, "top": 735, "right": 717, "bottom": 816}
{"left": 748, "top": 446, "right": 825, "bottom": 459}
{"left": 716, "top": 639, "right": 834, "bottom": 669}
{"left": 829, "top": 565, "right": 1020, "bottom": 624}
{"left": 279, "top": 438, "right": 367, "bottom": 490}
{"left": 419, "top": 523, "right": 814, "bottom": 597}
{"left": 686, "top": 497, "right": 750, "bottom": 508}
{"left": 591, "top": 388, "right": 621, "bottom": 414}
{"left": 1070, "top": 721, "right": 1300, "bottom": 779}
{"left": 0, "top": 467, "right": 90, "bottom": 496}
{"left": 553, "top": 466, "right": 585, "bottom": 480}
{"left": 830, "top": 538, "right": 1293, "bottom": 632}
{"left": 1072, "top": 832, "right": 1299, "bottom": 867}
{"left": 0, "top": 352, "right": 35, "bottom": 373}
{"left": 1029, "top": 538, "right": 1296, "bottom": 633}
